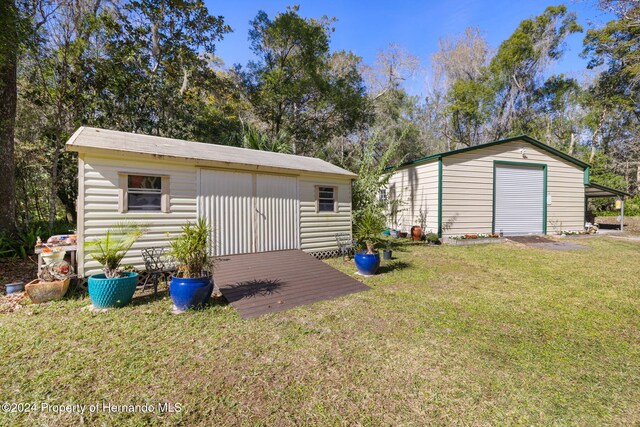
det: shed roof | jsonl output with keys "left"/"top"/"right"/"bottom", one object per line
{"left": 391, "top": 135, "right": 590, "bottom": 171}
{"left": 585, "top": 183, "right": 630, "bottom": 198}
{"left": 65, "top": 127, "right": 356, "bottom": 177}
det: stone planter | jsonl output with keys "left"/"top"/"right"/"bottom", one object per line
{"left": 25, "top": 278, "right": 70, "bottom": 303}
{"left": 447, "top": 238, "right": 507, "bottom": 246}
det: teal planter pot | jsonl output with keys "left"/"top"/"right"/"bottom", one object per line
{"left": 88, "top": 272, "right": 139, "bottom": 308}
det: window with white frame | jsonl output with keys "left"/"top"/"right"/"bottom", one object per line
{"left": 379, "top": 188, "right": 387, "bottom": 202}
{"left": 317, "top": 186, "right": 337, "bottom": 212}
{"left": 119, "top": 174, "right": 169, "bottom": 213}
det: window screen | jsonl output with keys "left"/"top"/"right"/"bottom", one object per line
{"left": 318, "top": 187, "right": 335, "bottom": 212}
{"left": 127, "top": 175, "right": 162, "bottom": 211}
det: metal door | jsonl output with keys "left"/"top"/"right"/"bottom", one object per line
{"left": 494, "top": 164, "right": 544, "bottom": 235}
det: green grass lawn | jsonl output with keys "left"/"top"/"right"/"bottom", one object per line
{"left": 1, "top": 237, "right": 639, "bottom": 426}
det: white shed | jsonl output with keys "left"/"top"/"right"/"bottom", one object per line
{"left": 66, "top": 127, "right": 355, "bottom": 277}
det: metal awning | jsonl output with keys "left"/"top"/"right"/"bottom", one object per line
{"left": 585, "top": 183, "right": 630, "bottom": 198}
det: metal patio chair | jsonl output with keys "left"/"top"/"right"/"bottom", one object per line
{"left": 335, "top": 232, "right": 356, "bottom": 260}
{"left": 141, "top": 247, "right": 174, "bottom": 296}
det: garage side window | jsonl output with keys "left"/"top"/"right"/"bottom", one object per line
{"left": 119, "top": 174, "right": 170, "bottom": 213}
{"left": 316, "top": 186, "right": 337, "bottom": 213}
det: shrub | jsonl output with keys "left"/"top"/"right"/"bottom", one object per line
{"left": 425, "top": 233, "right": 440, "bottom": 244}
{"left": 85, "top": 223, "right": 147, "bottom": 278}
{"left": 170, "top": 218, "right": 215, "bottom": 278}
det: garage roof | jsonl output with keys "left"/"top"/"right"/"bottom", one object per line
{"left": 392, "top": 135, "right": 590, "bottom": 170}
{"left": 66, "top": 127, "right": 356, "bottom": 177}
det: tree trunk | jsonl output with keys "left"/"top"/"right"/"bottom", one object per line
{"left": 636, "top": 163, "right": 640, "bottom": 196}
{"left": 48, "top": 146, "right": 61, "bottom": 230}
{"left": 0, "top": 0, "right": 19, "bottom": 236}
{"left": 568, "top": 132, "right": 575, "bottom": 155}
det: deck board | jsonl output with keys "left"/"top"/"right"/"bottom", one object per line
{"left": 215, "top": 250, "right": 369, "bottom": 318}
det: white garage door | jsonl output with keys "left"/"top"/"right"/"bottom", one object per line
{"left": 198, "top": 170, "right": 299, "bottom": 256}
{"left": 494, "top": 164, "right": 544, "bottom": 236}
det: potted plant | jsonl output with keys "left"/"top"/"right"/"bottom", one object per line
{"left": 169, "top": 218, "right": 215, "bottom": 312}
{"left": 425, "top": 232, "right": 441, "bottom": 245}
{"left": 383, "top": 240, "right": 393, "bottom": 260}
{"left": 354, "top": 209, "right": 385, "bottom": 275}
{"left": 412, "top": 208, "right": 427, "bottom": 241}
{"left": 85, "top": 223, "right": 146, "bottom": 309}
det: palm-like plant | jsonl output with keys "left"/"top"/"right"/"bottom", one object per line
{"left": 355, "top": 209, "right": 386, "bottom": 254}
{"left": 242, "top": 126, "right": 291, "bottom": 154}
{"left": 85, "top": 223, "right": 147, "bottom": 278}
{"left": 170, "top": 218, "right": 215, "bottom": 278}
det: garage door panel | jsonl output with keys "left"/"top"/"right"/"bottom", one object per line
{"left": 256, "top": 175, "right": 299, "bottom": 252}
{"left": 199, "top": 170, "right": 254, "bottom": 256}
{"left": 494, "top": 165, "right": 544, "bottom": 235}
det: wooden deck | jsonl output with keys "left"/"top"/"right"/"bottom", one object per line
{"left": 215, "top": 250, "right": 369, "bottom": 318}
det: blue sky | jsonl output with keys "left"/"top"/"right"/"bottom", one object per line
{"left": 206, "top": 0, "right": 612, "bottom": 95}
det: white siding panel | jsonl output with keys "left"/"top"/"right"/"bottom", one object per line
{"left": 387, "top": 160, "right": 439, "bottom": 234}
{"left": 256, "top": 174, "right": 299, "bottom": 252}
{"left": 80, "top": 154, "right": 198, "bottom": 276}
{"left": 299, "top": 176, "right": 352, "bottom": 252}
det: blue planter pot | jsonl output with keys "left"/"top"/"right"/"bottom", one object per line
{"left": 354, "top": 251, "right": 380, "bottom": 276}
{"left": 88, "top": 272, "right": 138, "bottom": 308}
{"left": 5, "top": 282, "right": 24, "bottom": 294}
{"left": 170, "top": 276, "right": 213, "bottom": 311}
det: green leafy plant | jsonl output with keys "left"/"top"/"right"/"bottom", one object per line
{"left": 426, "top": 233, "right": 440, "bottom": 244}
{"left": 355, "top": 209, "right": 386, "bottom": 254}
{"left": 170, "top": 218, "right": 215, "bottom": 278}
{"left": 85, "top": 223, "right": 147, "bottom": 278}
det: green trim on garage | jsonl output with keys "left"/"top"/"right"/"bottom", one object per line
{"left": 437, "top": 158, "right": 443, "bottom": 238}
{"left": 492, "top": 160, "right": 548, "bottom": 235}
{"left": 584, "top": 167, "right": 590, "bottom": 185}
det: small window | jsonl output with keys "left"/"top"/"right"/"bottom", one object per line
{"left": 379, "top": 189, "right": 387, "bottom": 202}
{"left": 119, "top": 174, "right": 169, "bottom": 213}
{"left": 127, "top": 175, "right": 162, "bottom": 211}
{"left": 317, "top": 186, "right": 336, "bottom": 212}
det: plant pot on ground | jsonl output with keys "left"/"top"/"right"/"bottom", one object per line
{"left": 354, "top": 210, "right": 385, "bottom": 275}
{"left": 411, "top": 226, "right": 422, "bottom": 241}
{"left": 85, "top": 222, "right": 147, "bottom": 309}
{"left": 169, "top": 218, "right": 215, "bottom": 312}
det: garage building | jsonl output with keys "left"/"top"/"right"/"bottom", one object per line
{"left": 387, "top": 135, "right": 621, "bottom": 238}
{"left": 66, "top": 127, "right": 355, "bottom": 277}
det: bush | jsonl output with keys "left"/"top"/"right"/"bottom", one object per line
{"left": 426, "top": 233, "right": 440, "bottom": 244}
{"left": 0, "top": 221, "right": 75, "bottom": 259}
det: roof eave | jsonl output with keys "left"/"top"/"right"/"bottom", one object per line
{"left": 67, "top": 144, "right": 357, "bottom": 178}
{"left": 389, "top": 134, "right": 590, "bottom": 171}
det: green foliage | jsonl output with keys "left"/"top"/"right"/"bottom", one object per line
{"left": 242, "top": 125, "right": 291, "bottom": 153}
{"left": 0, "top": 221, "right": 74, "bottom": 259}
{"left": 245, "top": 6, "right": 371, "bottom": 156}
{"left": 352, "top": 136, "right": 398, "bottom": 226}
{"left": 426, "top": 232, "right": 440, "bottom": 244}
{"left": 170, "top": 218, "right": 214, "bottom": 278}
{"left": 85, "top": 223, "right": 147, "bottom": 278}
{"left": 354, "top": 209, "right": 386, "bottom": 253}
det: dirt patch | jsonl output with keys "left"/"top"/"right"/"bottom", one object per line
{"left": 0, "top": 256, "right": 39, "bottom": 287}
{"left": 506, "top": 235, "right": 555, "bottom": 244}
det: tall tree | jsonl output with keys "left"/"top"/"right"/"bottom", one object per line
{"left": 244, "top": 6, "right": 371, "bottom": 156}
{"left": 0, "top": 0, "right": 20, "bottom": 235}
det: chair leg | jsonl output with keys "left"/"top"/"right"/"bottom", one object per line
{"left": 153, "top": 274, "right": 158, "bottom": 297}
